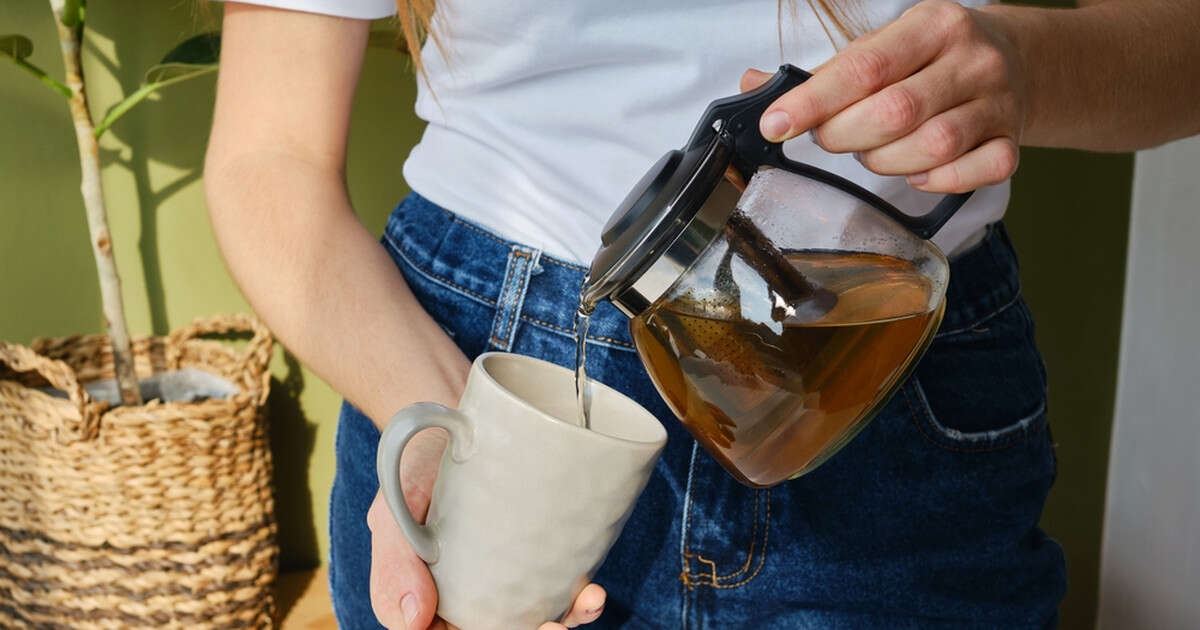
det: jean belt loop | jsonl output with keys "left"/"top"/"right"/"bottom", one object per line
{"left": 489, "top": 244, "right": 542, "bottom": 352}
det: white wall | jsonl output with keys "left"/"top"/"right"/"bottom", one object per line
{"left": 1098, "top": 136, "right": 1200, "bottom": 629}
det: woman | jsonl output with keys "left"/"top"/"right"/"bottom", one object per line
{"left": 205, "top": 0, "right": 1200, "bottom": 628}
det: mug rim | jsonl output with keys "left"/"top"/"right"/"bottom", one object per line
{"left": 474, "top": 352, "right": 667, "bottom": 450}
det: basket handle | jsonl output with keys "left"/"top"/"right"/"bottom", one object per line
{"left": 167, "top": 313, "right": 275, "bottom": 402}
{"left": 0, "top": 341, "right": 104, "bottom": 440}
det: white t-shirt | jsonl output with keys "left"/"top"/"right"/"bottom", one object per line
{"left": 237, "top": 0, "right": 1004, "bottom": 262}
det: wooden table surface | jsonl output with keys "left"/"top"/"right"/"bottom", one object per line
{"left": 275, "top": 569, "right": 338, "bottom": 630}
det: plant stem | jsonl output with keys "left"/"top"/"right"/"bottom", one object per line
{"left": 93, "top": 65, "right": 217, "bottom": 138}
{"left": 8, "top": 56, "right": 72, "bottom": 98}
{"left": 50, "top": 2, "right": 142, "bottom": 406}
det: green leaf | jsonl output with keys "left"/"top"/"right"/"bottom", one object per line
{"left": 142, "top": 60, "right": 219, "bottom": 86}
{"left": 1, "top": 34, "right": 71, "bottom": 98}
{"left": 146, "top": 32, "right": 221, "bottom": 78}
{"left": 0, "top": 34, "right": 33, "bottom": 60}
{"left": 61, "top": 0, "right": 85, "bottom": 28}
{"left": 94, "top": 33, "right": 221, "bottom": 137}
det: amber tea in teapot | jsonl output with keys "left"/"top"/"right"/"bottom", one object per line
{"left": 630, "top": 250, "right": 943, "bottom": 487}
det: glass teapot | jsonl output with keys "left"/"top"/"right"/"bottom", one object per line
{"left": 581, "top": 65, "right": 973, "bottom": 487}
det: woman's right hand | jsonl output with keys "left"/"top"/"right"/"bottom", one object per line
{"left": 367, "top": 430, "right": 608, "bottom": 629}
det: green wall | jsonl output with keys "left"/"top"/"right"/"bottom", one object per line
{"left": 1, "top": 2, "right": 1128, "bottom": 627}
{"left": 1008, "top": 149, "right": 1130, "bottom": 630}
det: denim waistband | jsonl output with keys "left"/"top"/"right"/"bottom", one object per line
{"left": 383, "top": 193, "right": 1022, "bottom": 348}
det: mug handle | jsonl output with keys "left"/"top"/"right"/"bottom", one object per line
{"left": 377, "top": 402, "right": 476, "bottom": 564}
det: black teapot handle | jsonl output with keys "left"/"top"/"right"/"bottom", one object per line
{"left": 697, "top": 63, "right": 973, "bottom": 241}
{"left": 757, "top": 152, "right": 973, "bottom": 241}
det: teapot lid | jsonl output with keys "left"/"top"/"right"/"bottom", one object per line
{"left": 581, "top": 133, "right": 733, "bottom": 316}
{"left": 581, "top": 66, "right": 815, "bottom": 316}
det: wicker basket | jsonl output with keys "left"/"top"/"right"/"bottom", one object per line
{"left": 0, "top": 313, "right": 278, "bottom": 629}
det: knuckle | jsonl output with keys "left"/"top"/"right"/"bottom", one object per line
{"left": 877, "top": 86, "right": 921, "bottom": 133}
{"left": 933, "top": 1, "right": 973, "bottom": 35}
{"left": 855, "top": 149, "right": 877, "bottom": 171}
{"left": 816, "top": 125, "right": 850, "bottom": 153}
{"left": 993, "top": 94, "right": 1023, "bottom": 134}
{"left": 990, "top": 93, "right": 1013, "bottom": 120}
{"left": 922, "top": 119, "right": 964, "bottom": 161}
{"left": 842, "top": 46, "right": 891, "bottom": 91}
{"left": 973, "top": 46, "right": 1009, "bottom": 82}
{"left": 940, "top": 163, "right": 965, "bottom": 192}
{"left": 790, "top": 93, "right": 824, "bottom": 126}
{"left": 910, "top": 0, "right": 945, "bottom": 17}
{"left": 990, "top": 141, "right": 1020, "bottom": 181}
{"left": 810, "top": 125, "right": 829, "bottom": 149}
{"left": 856, "top": 149, "right": 894, "bottom": 176}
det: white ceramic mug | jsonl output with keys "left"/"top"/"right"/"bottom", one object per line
{"left": 377, "top": 352, "right": 667, "bottom": 630}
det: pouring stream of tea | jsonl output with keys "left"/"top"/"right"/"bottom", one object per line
{"left": 574, "top": 300, "right": 595, "bottom": 429}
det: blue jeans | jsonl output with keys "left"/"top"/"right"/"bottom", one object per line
{"left": 330, "top": 193, "right": 1066, "bottom": 629}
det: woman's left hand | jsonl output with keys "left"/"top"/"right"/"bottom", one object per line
{"left": 745, "top": 0, "right": 1027, "bottom": 193}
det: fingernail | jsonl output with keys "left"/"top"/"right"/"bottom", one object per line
{"left": 908, "top": 172, "right": 929, "bottom": 186}
{"left": 760, "top": 110, "right": 792, "bottom": 141}
{"left": 401, "top": 593, "right": 419, "bottom": 625}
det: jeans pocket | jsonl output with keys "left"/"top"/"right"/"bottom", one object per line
{"left": 680, "top": 446, "right": 771, "bottom": 591}
{"left": 906, "top": 295, "right": 1049, "bottom": 452}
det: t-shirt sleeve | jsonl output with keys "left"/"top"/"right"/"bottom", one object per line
{"left": 217, "top": 0, "right": 395, "bottom": 20}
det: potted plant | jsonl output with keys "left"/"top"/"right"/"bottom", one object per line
{"left": 0, "top": 2, "right": 279, "bottom": 627}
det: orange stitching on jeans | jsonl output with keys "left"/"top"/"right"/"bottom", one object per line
{"left": 684, "top": 490, "right": 760, "bottom": 581}
{"left": 680, "top": 452, "right": 698, "bottom": 591}
{"left": 686, "top": 489, "right": 771, "bottom": 589}
{"left": 520, "top": 316, "right": 636, "bottom": 349}
{"left": 542, "top": 256, "right": 587, "bottom": 271}
{"left": 686, "top": 544, "right": 754, "bottom": 584}
{"left": 687, "top": 554, "right": 720, "bottom": 582}
{"left": 710, "top": 489, "right": 770, "bottom": 589}
{"left": 715, "top": 491, "right": 761, "bottom": 580}
{"left": 523, "top": 317, "right": 572, "bottom": 334}
{"left": 591, "top": 335, "right": 633, "bottom": 348}
{"left": 679, "top": 570, "right": 692, "bottom": 590}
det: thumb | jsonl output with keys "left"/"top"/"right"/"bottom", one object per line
{"left": 739, "top": 67, "right": 772, "bottom": 93}
{"left": 368, "top": 495, "right": 440, "bottom": 629}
